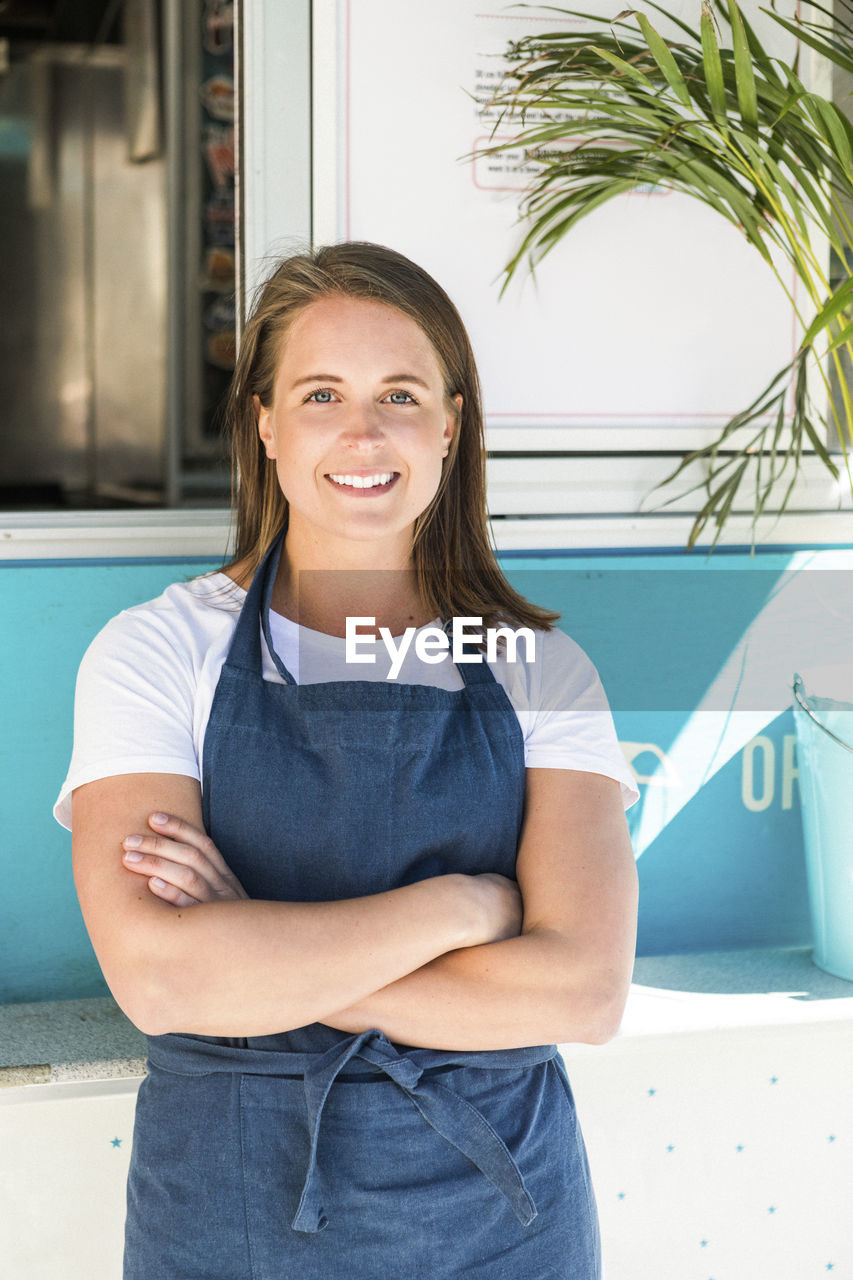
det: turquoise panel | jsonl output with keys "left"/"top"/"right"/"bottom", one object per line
{"left": 2, "top": 545, "right": 851, "bottom": 1002}
{"left": 0, "top": 560, "right": 219, "bottom": 1004}
{"left": 498, "top": 554, "right": 853, "bottom": 957}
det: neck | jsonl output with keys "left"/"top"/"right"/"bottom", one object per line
{"left": 270, "top": 524, "right": 430, "bottom": 637}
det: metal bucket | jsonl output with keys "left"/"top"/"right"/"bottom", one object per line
{"left": 792, "top": 674, "right": 853, "bottom": 981}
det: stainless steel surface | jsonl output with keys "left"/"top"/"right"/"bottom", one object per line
{"left": 125, "top": 0, "right": 161, "bottom": 163}
{"left": 1, "top": 0, "right": 236, "bottom": 510}
{"left": 88, "top": 49, "right": 166, "bottom": 497}
{"left": 163, "top": 0, "right": 185, "bottom": 507}
{"left": 1, "top": 43, "right": 166, "bottom": 503}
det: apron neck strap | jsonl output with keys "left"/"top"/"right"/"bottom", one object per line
{"left": 456, "top": 652, "right": 499, "bottom": 686}
{"left": 226, "top": 532, "right": 499, "bottom": 688}
{"left": 224, "top": 531, "right": 295, "bottom": 681}
{"left": 441, "top": 618, "right": 499, "bottom": 687}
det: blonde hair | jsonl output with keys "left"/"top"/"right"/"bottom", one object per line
{"left": 225, "top": 242, "right": 558, "bottom": 632}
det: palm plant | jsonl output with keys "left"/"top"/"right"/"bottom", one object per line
{"left": 476, "top": 0, "right": 853, "bottom": 548}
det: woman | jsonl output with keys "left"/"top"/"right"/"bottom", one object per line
{"left": 57, "top": 242, "right": 639, "bottom": 1279}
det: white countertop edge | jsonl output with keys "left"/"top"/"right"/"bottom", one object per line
{"left": 1, "top": 510, "right": 852, "bottom": 559}
{"left": 0, "top": 1075, "right": 145, "bottom": 1104}
{"left": 616, "top": 983, "right": 853, "bottom": 1040}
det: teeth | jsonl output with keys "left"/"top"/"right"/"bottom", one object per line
{"left": 328, "top": 473, "right": 394, "bottom": 489}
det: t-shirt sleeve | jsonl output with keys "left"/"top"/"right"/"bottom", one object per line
{"left": 53, "top": 606, "right": 201, "bottom": 831}
{"left": 515, "top": 627, "right": 639, "bottom": 810}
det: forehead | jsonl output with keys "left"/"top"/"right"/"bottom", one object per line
{"left": 277, "top": 295, "right": 445, "bottom": 380}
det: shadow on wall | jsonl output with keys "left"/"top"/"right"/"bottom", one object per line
{"left": 627, "top": 710, "right": 810, "bottom": 955}
{"left": 504, "top": 558, "right": 853, "bottom": 957}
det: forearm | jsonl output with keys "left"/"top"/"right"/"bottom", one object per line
{"left": 102, "top": 878, "right": 479, "bottom": 1038}
{"left": 322, "top": 926, "right": 632, "bottom": 1051}
{"left": 73, "top": 777, "right": 518, "bottom": 1039}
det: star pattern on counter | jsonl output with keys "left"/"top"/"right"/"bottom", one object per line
{"left": 586, "top": 1055, "right": 844, "bottom": 1272}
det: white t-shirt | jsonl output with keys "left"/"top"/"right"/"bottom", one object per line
{"left": 54, "top": 572, "right": 639, "bottom": 829}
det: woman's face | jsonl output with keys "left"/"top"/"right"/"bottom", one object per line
{"left": 256, "top": 295, "right": 460, "bottom": 564}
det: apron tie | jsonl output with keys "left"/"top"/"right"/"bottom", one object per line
{"left": 291, "top": 1029, "right": 538, "bottom": 1233}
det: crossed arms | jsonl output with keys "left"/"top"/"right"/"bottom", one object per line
{"left": 71, "top": 767, "right": 638, "bottom": 1051}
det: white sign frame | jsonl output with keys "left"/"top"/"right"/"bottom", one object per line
{"left": 309, "top": 0, "right": 825, "bottom": 453}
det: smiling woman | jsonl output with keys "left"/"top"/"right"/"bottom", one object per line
{"left": 58, "top": 241, "right": 639, "bottom": 1279}
{"left": 251, "top": 294, "right": 459, "bottom": 620}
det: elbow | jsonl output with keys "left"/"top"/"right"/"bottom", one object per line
{"left": 557, "top": 977, "right": 631, "bottom": 1047}
{"left": 117, "top": 999, "right": 171, "bottom": 1039}
{"left": 128, "top": 988, "right": 183, "bottom": 1038}
{"left": 577, "top": 1005, "right": 624, "bottom": 1046}
{"left": 107, "top": 970, "right": 179, "bottom": 1038}
{"left": 99, "top": 943, "right": 188, "bottom": 1038}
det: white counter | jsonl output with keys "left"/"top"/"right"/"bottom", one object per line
{"left": 2, "top": 948, "right": 851, "bottom": 1279}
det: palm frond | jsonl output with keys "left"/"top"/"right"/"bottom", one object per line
{"left": 473, "top": 0, "right": 853, "bottom": 546}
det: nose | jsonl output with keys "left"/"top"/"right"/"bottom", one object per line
{"left": 338, "top": 401, "right": 385, "bottom": 451}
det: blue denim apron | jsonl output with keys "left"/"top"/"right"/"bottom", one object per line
{"left": 125, "top": 534, "right": 601, "bottom": 1279}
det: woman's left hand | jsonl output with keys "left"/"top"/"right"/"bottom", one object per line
{"left": 122, "top": 813, "right": 249, "bottom": 907}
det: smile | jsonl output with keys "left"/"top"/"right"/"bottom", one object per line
{"left": 326, "top": 472, "right": 398, "bottom": 492}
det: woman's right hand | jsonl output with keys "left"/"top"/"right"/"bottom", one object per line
{"left": 462, "top": 873, "right": 523, "bottom": 947}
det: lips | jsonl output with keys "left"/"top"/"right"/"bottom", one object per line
{"left": 325, "top": 471, "right": 399, "bottom": 494}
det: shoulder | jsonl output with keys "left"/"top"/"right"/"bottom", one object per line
{"left": 83, "top": 572, "right": 244, "bottom": 676}
{"left": 492, "top": 622, "right": 605, "bottom": 708}
{"left": 534, "top": 623, "right": 597, "bottom": 671}
{"left": 491, "top": 623, "right": 640, "bottom": 808}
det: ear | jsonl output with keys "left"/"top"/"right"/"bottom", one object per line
{"left": 255, "top": 394, "right": 276, "bottom": 459}
{"left": 443, "top": 394, "right": 462, "bottom": 456}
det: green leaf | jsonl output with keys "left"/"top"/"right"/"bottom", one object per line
{"left": 802, "top": 414, "right": 841, "bottom": 475}
{"left": 790, "top": 0, "right": 853, "bottom": 40}
{"left": 736, "top": 6, "right": 784, "bottom": 91}
{"left": 802, "top": 94, "right": 853, "bottom": 170}
{"left": 824, "top": 318, "right": 853, "bottom": 354}
{"left": 754, "top": 400, "right": 789, "bottom": 519}
{"left": 762, "top": 9, "right": 853, "bottom": 76}
{"left": 634, "top": 12, "right": 691, "bottom": 105}
{"left": 714, "top": 457, "right": 750, "bottom": 528}
{"left": 729, "top": 0, "right": 758, "bottom": 130}
{"left": 589, "top": 44, "right": 657, "bottom": 89}
{"left": 700, "top": 3, "right": 727, "bottom": 124}
{"left": 737, "top": 135, "right": 809, "bottom": 239}
{"left": 678, "top": 157, "right": 772, "bottom": 258}
{"left": 632, "top": 0, "right": 701, "bottom": 41}
{"left": 767, "top": 147, "right": 838, "bottom": 242}
{"left": 800, "top": 278, "right": 853, "bottom": 348}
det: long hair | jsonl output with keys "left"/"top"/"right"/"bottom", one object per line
{"left": 226, "top": 242, "right": 559, "bottom": 632}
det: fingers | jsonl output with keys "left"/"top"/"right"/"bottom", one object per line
{"left": 147, "top": 812, "right": 235, "bottom": 878}
{"left": 146, "top": 876, "right": 200, "bottom": 909}
{"left": 122, "top": 837, "right": 217, "bottom": 903}
{"left": 121, "top": 830, "right": 246, "bottom": 903}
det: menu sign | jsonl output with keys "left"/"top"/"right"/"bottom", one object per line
{"left": 339, "top": 1, "right": 805, "bottom": 431}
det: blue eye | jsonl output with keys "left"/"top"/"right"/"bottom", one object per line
{"left": 307, "top": 389, "right": 334, "bottom": 403}
{"left": 386, "top": 390, "right": 415, "bottom": 404}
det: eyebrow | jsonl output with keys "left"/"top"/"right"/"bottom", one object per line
{"left": 381, "top": 373, "right": 430, "bottom": 389}
{"left": 290, "top": 374, "right": 344, "bottom": 388}
{"left": 289, "top": 372, "right": 431, "bottom": 390}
